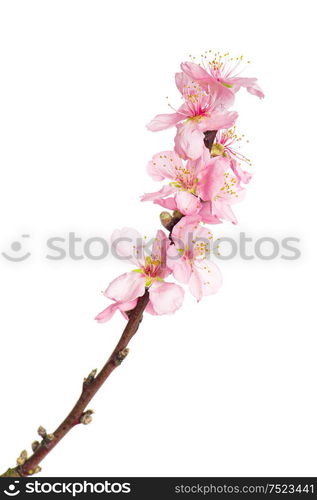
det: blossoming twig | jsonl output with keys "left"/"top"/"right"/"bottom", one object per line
{"left": 1, "top": 50, "right": 263, "bottom": 476}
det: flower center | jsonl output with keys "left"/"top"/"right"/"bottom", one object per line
{"left": 144, "top": 256, "right": 163, "bottom": 286}
{"left": 214, "top": 172, "right": 238, "bottom": 200}
{"left": 133, "top": 256, "right": 163, "bottom": 287}
{"left": 211, "top": 142, "right": 225, "bottom": 157}
{"left": 187, "top": 115, "right": 204, "bottom": 122}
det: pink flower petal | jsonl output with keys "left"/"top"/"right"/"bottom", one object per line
{"left": 111, "top": 228, "right": 144, "bottom": 267}
{"left": 154, "top": 197, "right": 178, "bottom": 210}
{"left": 105, "top": 272, "right": 146, "bottom": 303}
{"left": 230, "top": 160, "right": 252, "bottom": 185}
{"left": 141, "top": 185, "right": 176, "bottom": 202}
{"left": 175, "top": 71, "right": 194, "bottom": 94}
{"left": 229, "top": 77, "right": 265, "bottom": 99}
{"left": 95, "top": 299, "right": 138, "bottom": 323}
{"left": 171, "top": 217, "right": 211, "bottom": 253}
{"left": 117, "top": 299, "right": 139, "bottom": 319}
{"left": 147, "top": 151, "right": 184, "bottom": 181}
{"left": 172, "top": 259, "right": 192, "bottom": 284}
{"left": 175, "top": 191, "right": 201, "bottom": 216}
{"left": 145, "top": 300, "right": 158, "bottom": 316}
{"left": 189, "top": 261, "right": 222, "bottom": 301}
{"left": 174, "top": 122, "right": 206, "bottom": 160}
{"left": 95, "top": 303, "right": 119, "bottom": 323}
{"left": 212, "top": 199, "right": 238, "bottom": 224}
{"left": 197, "top": 202, "right": 222, "bottom": 224}
{"left": 188, "top": 267, "right": 203, "bottom": 301}
{"left": 151, "top": 230, "right": 171, "bottom": 279}
{"left": 181, "top": 61, "right": 235, "bottom": 107}
{"left": 149, "top": 282, "right": 184, "bottom": 315}
{"left": 147, "top": 112, "right": 183, "bottom": 132}
{"left": 199, "top": 110, "right": 238, "bottom": 133}
{"left": 180, "top": 61, "right": 211, "bottom": 85}
{"left": 198, "top": 156, "right": 231, "bottom": 201}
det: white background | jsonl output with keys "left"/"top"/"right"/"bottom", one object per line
{"left": 0, "top": 0, "right": 316, "bottom": 478}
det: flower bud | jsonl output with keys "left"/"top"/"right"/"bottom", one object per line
{"left": 80, "top": 409, "right": 94, "bottom": 425}
{"left": 115, "top": 348, "right": 129, "bottom": 365}
{"left": 160, "top": 211, "right": 172, "bottom": 229}
{"left": 28, "top": 466, "right": 42, "bottom": 475}
{"left": 32, "top": 441, "right": 40, "bottom": 452}
{"left": 37, "top": 426, "right": 47, "bottom": 438}
{"left": 84, "top": 368, "right": 98, "bottom": 385}
{"left": 16, "top": 450, "right": 28, "bottom": 466}
{"left": 88, "top": 368, "right": 97, "bottom": 379}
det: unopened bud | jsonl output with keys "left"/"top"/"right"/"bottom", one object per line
{"left": 80, "top": 409, "right": 94, "bottom": 425}
{"left": 46, "top": 434, "right": 55, "bottom": 441}
{"left": 32, "top": 441, "right": 40, "bottom": 452}
{"left": 84, "top": 368, "right": 98, "bottom": 385}
{"left": 160, "top": 211, "right": 172, "bottom": 229}
{"left": 81, "top": 414, "right": 93, "bottom": 425}
{"left": 88, "top": 368, "right": 97, "bottom": 379}
{"left": 115, "top": 348, "right": 129, "bottom": 365}
{"left": 172, "top": 210, "right": 183, "bottom": 219}
{"left": 37, "top": 426, "right": 47, "bottom": 438}
{"left": 16, "top": 450, "right": 28, "bottom": 466}
{"left": 28, "top": 466, "right": 42, "bottom": 475}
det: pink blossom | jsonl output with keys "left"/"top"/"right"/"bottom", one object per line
{"left": 141, "top": 151, "right": 243, "bottom": 224}
{"left": 97, "top": 54, "right": 263, "bottom": 322}
{"left": 210, "top": 128, "right": 253, "bottom": 186}
{"left": 96, "top": 228, "right": 184, "bottom": 322}
{"left": 197, "top": 156, "right": 245, "bottom": 224}
{"left": 167, "top": 219, "right": 222, "bottom": 301}
{"left": 141, "top": 150, "right": 203, "bottom": 215}
{"left": 147, "top": 74, "right": 237, "bottom": 160}
{"left": 181, "top": 52, "right": 264, "bottom": 104}
{"left": 141, "top": 151, "right": 219, "bottom": 221}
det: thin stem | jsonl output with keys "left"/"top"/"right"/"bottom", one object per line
{"left": 1, "top": 290, "right": 150, "bottom": 477}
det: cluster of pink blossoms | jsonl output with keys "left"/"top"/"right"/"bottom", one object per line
{"left": 96, "top": 52, "right": 263, "bottom": 323}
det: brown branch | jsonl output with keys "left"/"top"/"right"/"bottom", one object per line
{"left": 1, "top": 290, "right": 150, "bottom": 477}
